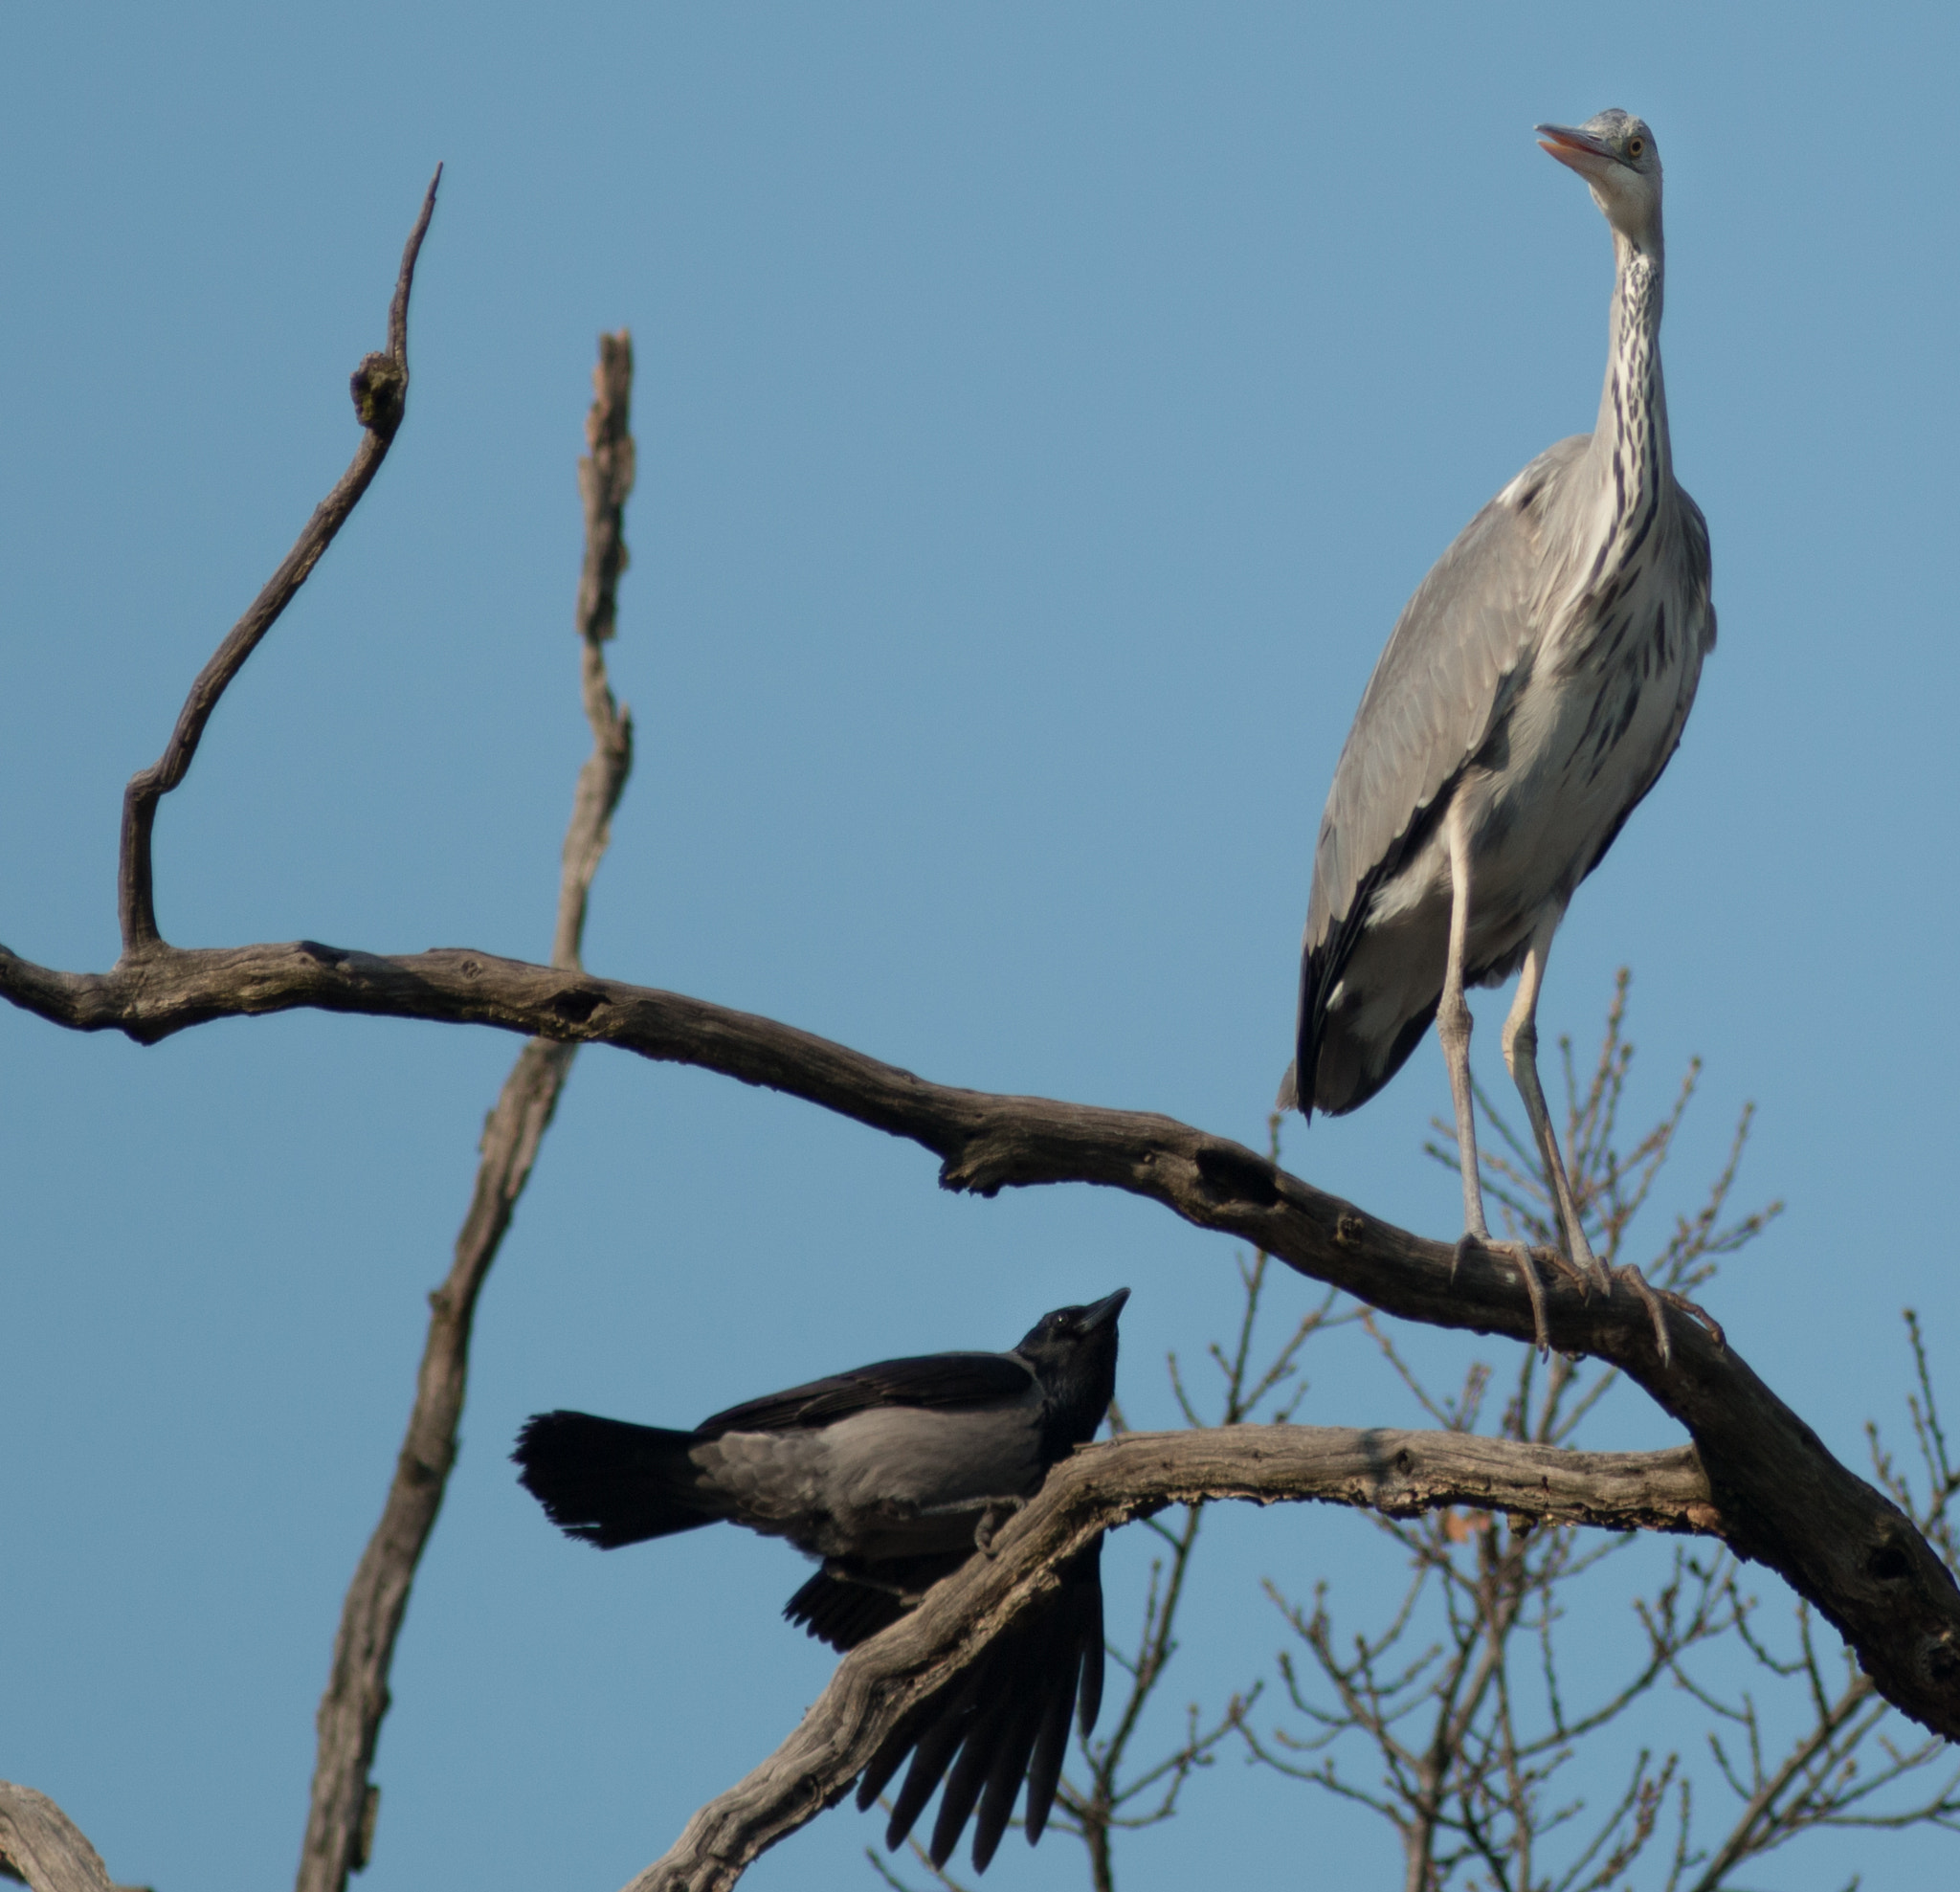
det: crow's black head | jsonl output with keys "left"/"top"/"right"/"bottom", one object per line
{"left": 1015, "top": 1288, "right": 1127, "bottom": 1455}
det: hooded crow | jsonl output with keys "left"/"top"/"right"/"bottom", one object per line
{"left": 513, "top": 1288, "right": 1127, "bottom": 1872}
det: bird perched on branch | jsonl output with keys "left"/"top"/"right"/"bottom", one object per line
{"left": 1281, "top": 111, "right": 1714, "bottom": 1350}
{"left": 514, "top": 1288, "right": 1127, "bottom": 1872}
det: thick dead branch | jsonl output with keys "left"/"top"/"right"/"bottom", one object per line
{"left": 625, "top": 1426, "right": 1719, "bottom": 1892}
{"left": 4, "top": 935, "right": 1958, "bottom": 1743}
{"left": 294, "top": 333, "right": 636, "bottom": 1892}
{"left": 116, "top": 168, "right": 441, "bottom": 955}
{"left": 0, "top": 1785, "right": 140, "bottom": 1892}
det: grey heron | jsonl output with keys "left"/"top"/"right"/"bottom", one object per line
{"left": 1281, "top": 111, "right": 1715, "bottom": 1353}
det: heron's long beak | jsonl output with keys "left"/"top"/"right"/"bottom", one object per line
{"left": 1080, "top": 1288, "right": 1130, "bottom": 1332}
{"left": 1536, "top": 122, "right": 1616, "bottom": 178}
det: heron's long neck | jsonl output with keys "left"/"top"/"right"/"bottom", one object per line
{"left": 1592, "top": 232, "right": 1670, "bottom": 543}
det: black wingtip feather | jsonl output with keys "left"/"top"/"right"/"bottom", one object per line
{"left": 884, "top": 1688, "right": 976, "bottom": 1851}
{"left": 784, "top": 1569, "right": 908, "bottom": 1653}
{"left": 868, "top": 1541, "right": 1106, "bottom": 1873}
{"left": 969, "top": 1659, "right": 1053, "bottom": 1869}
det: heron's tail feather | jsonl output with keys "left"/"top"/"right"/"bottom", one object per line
{"left": 513, "top": 1410, "right": 723, "bottom": 1547}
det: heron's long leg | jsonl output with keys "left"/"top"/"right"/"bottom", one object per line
{"left": 1438, "top": 807, "right": 1489, "bottom": 1246}
{"left": 1500, "top": 907, "right": 1610, "bottom": 1296}
{"left": 1441, "top": 813, "right": 1554, "bottom": 1351}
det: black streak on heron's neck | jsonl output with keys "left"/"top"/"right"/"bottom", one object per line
{"left": 1589, "top": 224, "right": 1670, "bottom": 587}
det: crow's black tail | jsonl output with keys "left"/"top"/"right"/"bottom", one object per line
{"left": 513, "top": 1410, "right": 724, "bottom": 1548}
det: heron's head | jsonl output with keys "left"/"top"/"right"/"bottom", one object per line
{"left": 1536, "top": 109, "right": 1661, "bottom": 251}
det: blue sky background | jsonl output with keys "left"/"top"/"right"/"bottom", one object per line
{"left": 5, "top": 6, "right": 1957, "bottom": 1889}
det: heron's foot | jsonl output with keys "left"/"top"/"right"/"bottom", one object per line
{"left": 1612, "top": 1265, "right": 1725, "bottom": 1368}
{"left": 1559, "top": 1220, "right": 1613, "bottom": 1301}
{"left": 1453, "top": 1231, "right": 1555, "bottom": 1355}
{"left": 973, "top": 1498, "right": 1027, "bottom": 1557}
{"left": 1615, "top": 1263, "right": 1673, "bottom": 1366}
{"left": 1450, "top": 1228, "right": 1492, "bottom": 1286}
{"left": 1487, "top": 1238, "right": 1555, "bottom": 1357}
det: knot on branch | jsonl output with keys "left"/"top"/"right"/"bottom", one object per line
{"left": 1922, "top": 1631, "right": 1960, "bottom": 1689}
{"left": 350, "top": 352, "right": 408, "bottom": 437}
{"left": 547, "top": 982, "right": 607, "bottom": 1024}
{"left": 1193, "top": 1142, "right": 1281, "bottom": 1209}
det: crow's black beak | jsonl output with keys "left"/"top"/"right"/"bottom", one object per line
{"left": 1081, "top": 1288, "right": 1130, "bottom": 1332}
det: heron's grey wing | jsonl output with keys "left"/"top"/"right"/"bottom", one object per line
{"left": 1681, "top": 489, "right": 1716, "bottom": 656}
{"left": 696, "top": 1351, "right": 1034, "bottom": 1436}
{"left": 1291, "top": 437, "right": 1590, "bottom": 1107}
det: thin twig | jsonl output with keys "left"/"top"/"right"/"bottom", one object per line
{"left": 117, "top": 168, "right": 441, "bottom": 954}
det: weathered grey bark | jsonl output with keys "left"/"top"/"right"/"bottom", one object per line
{"left": 293, "top": 334, "right": 637, "bottom": 1892}
{"left": 0, "top": 1785, "right": 142, "bottom": 1892}
{"left": 624, "top": 1426, "right": 1720, "bottom": 1892}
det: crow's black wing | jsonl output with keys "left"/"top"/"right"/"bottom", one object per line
{"left": 857, "top": 1539, "right": 1105, "bottom": 1874}
{"left": 783, "top": 1553, "right": 974, "bottom": 1652}
{"left": 698, "top": 1350, "right": 1033, "bottom": 1436}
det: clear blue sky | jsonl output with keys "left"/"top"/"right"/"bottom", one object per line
{"left": 4, "top": 7, "right": 1956, "bottom": 1889}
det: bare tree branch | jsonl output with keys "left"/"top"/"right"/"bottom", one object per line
{"left": 116, "top": 167, "right": 441, "bottom": 955}
{"left": 4, "top": 934, "right": 1958, "bottom": 1742}
{"left": 624, "top": 1425, "right": 1719, "bottom": 1892}
{"left": 294, "top": 332, "right": 636, "bottom": 1892}
{"left": 0, "top": 1785, "right": 141, "bottom": 1892}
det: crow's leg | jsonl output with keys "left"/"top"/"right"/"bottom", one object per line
{"left": 973, "top": 1498, "right": 1027, "bottom": 1556}
{"left": 906, "top": 1495, "right": 1029, "bottom": 1556}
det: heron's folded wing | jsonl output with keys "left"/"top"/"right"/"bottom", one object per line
{"left": 1305, "top": 434, "right": 1592, "bottom": 957}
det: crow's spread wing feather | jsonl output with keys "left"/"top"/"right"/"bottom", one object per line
{"left": 783, "top": 1555, "right": 973, "bottom": 1652}
{"left": 857, "top": 1540, "right": 1105, "bottom": 1873}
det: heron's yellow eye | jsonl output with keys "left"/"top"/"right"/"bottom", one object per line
{"left": 1627, "top": 136, "right": 1645, "bottom": 158}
